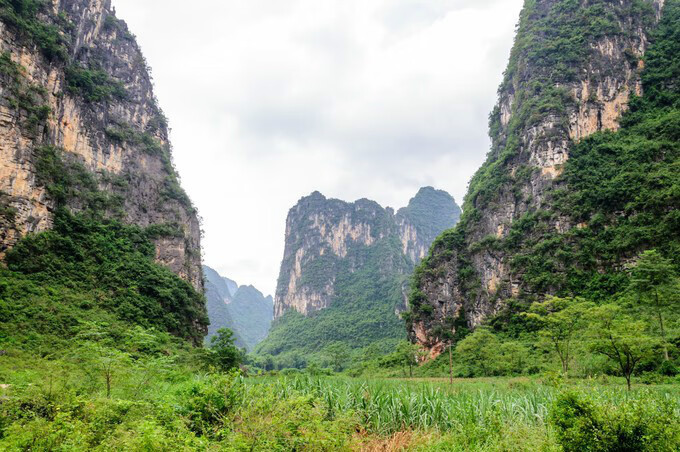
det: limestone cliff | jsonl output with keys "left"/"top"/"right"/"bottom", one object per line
{"left": 397, "top": 187, "right": 461, "bottom": 264}
{"left": 274, "top": 188, "right": 460, "bottom": 319}
{"left": 408, "top": 0, "right": 672, "bottom": 357}
{"left": 0, "top": 0, "right": 202, "bottom": 292}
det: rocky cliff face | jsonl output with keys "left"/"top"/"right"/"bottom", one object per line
{"left": 397, "top": 187, "right": 461, "bottom": 264}
{"left": 0, "top": 0, "right": 202, "bottom": 290}
{"left": 274, "top": 187, "right": 460, "bottom": 319}
{"left": 204, "top": 266, "right": 273, "bottom": 351}
{"left": 409, "top": 0, "right": 670, "bottom": 357}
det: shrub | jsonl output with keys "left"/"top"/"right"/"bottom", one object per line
{"left": 65, "top": 64, "right": 127, "bottom": 103}
{"left": 660, "top": 360, "right": 679, "bottom": 377}
{"left": 0, "top": 0, "right": 69, "bottom": 62}
{"left": 550, "top": 391, "right": 680, "bottom": 452}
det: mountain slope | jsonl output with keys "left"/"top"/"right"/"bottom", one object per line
{"left": 257, "top": 188, "right": 460, "bottom": 361}
{"left": 228, "top": 286, "right": 274, "bottom": 350}
{"left": 408, "top": 0, "right": 677, "bottom": 356}
{"left": 0, "top": 0, "right": 202, "bottom": 291}
{"left": 204, "top": 266, "right": 273, "bottom": 351}
{"left": 0, "top": 0, "right": 206, "bottom": 345}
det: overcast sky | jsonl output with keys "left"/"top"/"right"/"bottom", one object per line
{"left": 111, "top": 0, "right": 524, "bottom": 296}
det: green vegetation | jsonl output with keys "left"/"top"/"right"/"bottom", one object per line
{"left": 103, "top": 121, "right": 196, "bottom": 211}
{"left": 65, "top": 64, "right": 127, "bottom": 103}
{"left": 104, "top": 122, "right": 164, "bottom": 155}
{"left": 4, "top": 210, "right": 208, "bottom": 345}
{"left": 404, "top": 251, "right": 678, "bottom": 386}
{"left": 3, "top": 366, "right": 676, "bottom": 451}
{"left": 103, "top": 14, "right": 134, "bottom": 41}
{"left": 0, "top": 191, "right": 17, "bottom": 224}
{"left": 209, "top": 328, "right": 245, "bottom": 372}
{"left": 551, "top": 390, "right": 679, "bottom": 452}
{"left": 33, "top": 145, "right": 124, "bottom": 214}
{"left": 631, "top": 250, "right": 679, "bottom": 361}
{"left": 0, "top": 51, "right": 51, "bottom": 134}
{"left": 0, "top": 0, "right": 69, "bottom": 62}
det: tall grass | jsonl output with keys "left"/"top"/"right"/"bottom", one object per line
{"left": 251, "top": 376, "right": 680, "bottom": 436}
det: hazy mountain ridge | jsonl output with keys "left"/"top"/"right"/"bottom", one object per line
{"left": 204, "top": 265, "right": 273, "bottom": 351}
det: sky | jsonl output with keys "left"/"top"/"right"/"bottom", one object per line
{"left": 111, "top": 0, "right": 524, "bottom": 296}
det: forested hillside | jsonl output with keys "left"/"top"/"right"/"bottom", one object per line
{"left": 407, "top": 0, "right": 678, "bottom": 357}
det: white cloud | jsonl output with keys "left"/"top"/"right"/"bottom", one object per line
{"left": 112, "top": 0, "right": 524, "bottom": 295}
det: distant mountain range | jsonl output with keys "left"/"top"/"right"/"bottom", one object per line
{"left": 203, "top": 266, "right": 273, "bottom": 351}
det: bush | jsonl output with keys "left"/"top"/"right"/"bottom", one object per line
{"left": 660, "top": 360, "right": 679, "bottom": 377}
{"left": 175, "top": 374, "right": 243, "bottom": 435}
{"left": 0, "top": 0, "right": 69, "bottom": 62}
{"left": 551, "top": 391, "right": 680, "bottom": 452}
{"left": 65, "top": 64, "right": 127, "bottom": 103}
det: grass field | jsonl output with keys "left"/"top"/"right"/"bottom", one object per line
{"left": 248, "top": 375, "right": 680, "bottom": 451}
{"left": 1, "top": 349, "right": 679, "bottom": 451}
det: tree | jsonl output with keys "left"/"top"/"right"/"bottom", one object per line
{"left": 629, "top": 250, "right": 679, "bottom": 361}
{"left": 588, "top": 305, "right": 656, "bottom": 390}
{"left": 395, "top": 341, "right": 425, "bottom": 377}
{"left": 432, "top": 323, "right": 456, "bottom": 384}
{"left": 76, "top": 341, "right": 131, "bottom": 398}
{"left": 324, "top": 342, "right": 351, "bottom": 372}
{"left": 498, "top": 341, "right": 530, "bottom": 375}
{"left": 210, "top": 328, "right": 245, "bottom": 372}
{"left": 432, "top": 313, "right": 470, "bottom": 384}
{"left": 74, "top": 323, "right": 132, "bottom": 398}
{"left": 527, "top": 297, "right": 592, "bottom": 375}
{"left": 455, "top": 328, "right": 500, "bottom": 377}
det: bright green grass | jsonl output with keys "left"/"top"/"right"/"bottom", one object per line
{"left": 1, "top": 350, "right": 679, "bottom": 451}
{"left": 253, "top": 375, "right": 680, "bottom": 433}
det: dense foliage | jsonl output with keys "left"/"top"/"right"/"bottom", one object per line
{"left": 4, "top": 210, "right": 208, "bottom": 344}
{"left": 506, "top": 0, "right": 680, "bottom": 299}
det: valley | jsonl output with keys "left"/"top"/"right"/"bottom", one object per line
{"left": 0, "top": 0, "right": 679, "bottom": 450}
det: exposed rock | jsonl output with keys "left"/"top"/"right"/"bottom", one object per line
{"left": 274, "top": 187, "right": 460, "bottom": 319}
{"left": 409, "top": 0, "right": 665, "bottom": 357}
{"left": 0, "top": 0, "right": 202, "bottom": 292}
